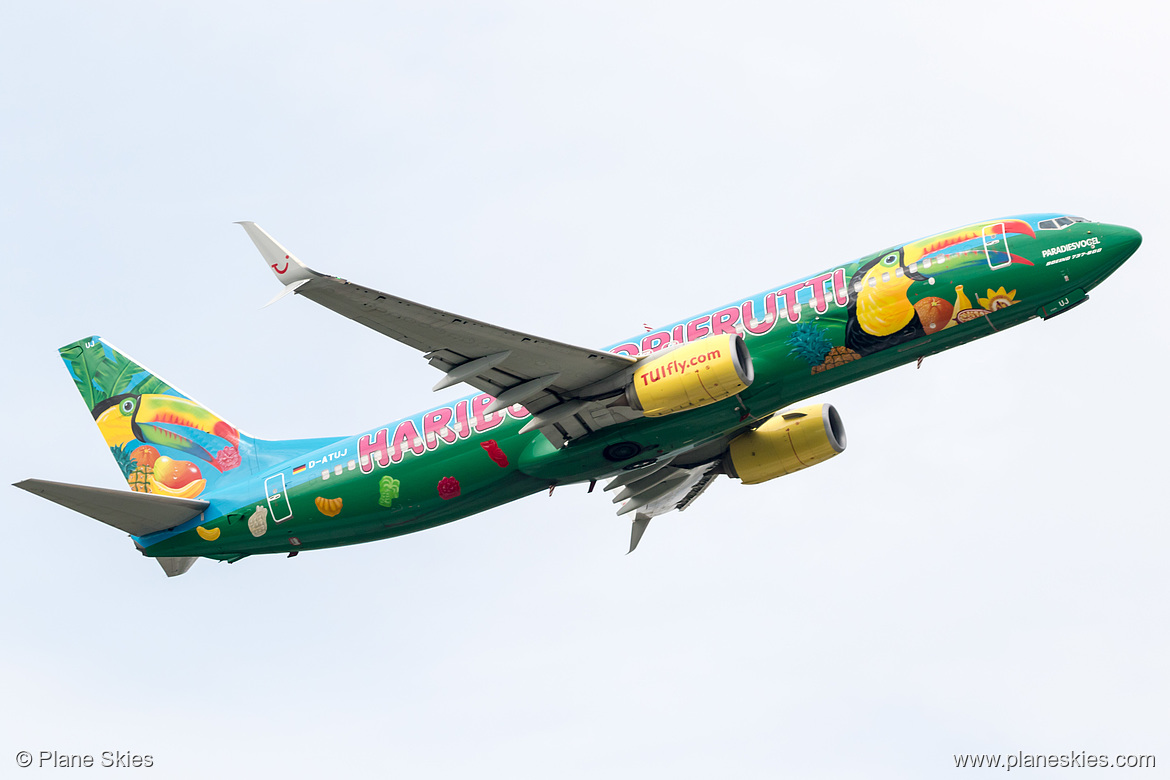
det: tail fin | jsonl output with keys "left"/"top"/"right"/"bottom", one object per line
{"left": 59, "top": 336, "right": 248, "bottom": 499}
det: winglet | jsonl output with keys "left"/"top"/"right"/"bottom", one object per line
{"left": 236, "top": 222, "right": 316, "bottom": 286}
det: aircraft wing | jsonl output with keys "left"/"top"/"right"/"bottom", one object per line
{"left": 239, "top": 223, "right": 639, "bottom": 446}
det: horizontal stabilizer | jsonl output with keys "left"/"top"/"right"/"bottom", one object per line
{"left": 14, "top": 479, "right": 209, "bottom": 537}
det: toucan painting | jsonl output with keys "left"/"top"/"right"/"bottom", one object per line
{"left": 844, "top": 248, "right": 927, "bottom": 356}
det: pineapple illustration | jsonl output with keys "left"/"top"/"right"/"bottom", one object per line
{"left": 127, "top": 445, "right": 159, "bottom": 493}
{"left": 812, "top": 346, "right": 862, "bottom": 374}
{"left": 788, "top": 323, "right": 833, "bottom": 366}
{"left": 787, "top": 323, "right": 860, "bottom": 375}
{"left": 110, "top": 444, "right": 150, "bottom": 493}
{"left": 112, "top": 444, "right": 137, "bottom": 479}
{"left": 127, "top": 464, "right": 152, "bottom": 493}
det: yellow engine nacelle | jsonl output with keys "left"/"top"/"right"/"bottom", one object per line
{"left": 726, "top": 403, "right": 846, "bottom": 485}
{"left": 626, "top": 334, "right": 754, "bottom": 418}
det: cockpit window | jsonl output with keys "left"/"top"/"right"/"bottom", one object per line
{"left": 1038, "top": 216, "right": 1090, "bottom": 230}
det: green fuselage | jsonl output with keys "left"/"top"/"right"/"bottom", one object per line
{"left": 144, "top": 215, "right": 1142, "bottom": 562}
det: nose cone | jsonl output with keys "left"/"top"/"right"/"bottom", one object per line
{"left": 1113, "top": 225, "right": 1143, "bottom": 258}
{"left": 1053, "top": 222, "right": 1141, "bottom": 292}
{"left": 1099, "top": 223, "right": 1142, "bottom": 273}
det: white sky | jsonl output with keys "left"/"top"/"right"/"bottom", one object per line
{"left": 2, "top": 2, "right": 1167, "bottom": 777}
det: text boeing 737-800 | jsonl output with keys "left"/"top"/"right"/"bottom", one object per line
{"left": 15, "top": 214, "right": 1142, "bottom": 576}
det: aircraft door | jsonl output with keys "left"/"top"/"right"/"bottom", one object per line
{"left": 265, "top": 473, "right": 293, "bottom": 523}
{"left": 982, "top": 223, "right": 1014, "bottom": 270}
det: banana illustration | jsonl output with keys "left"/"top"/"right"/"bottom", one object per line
{"left": 196, "top": 525, "right": 221, "bottom": 541}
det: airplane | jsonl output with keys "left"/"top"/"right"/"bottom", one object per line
{"left": 14, "top": 214, "right": 1142, "bottom": 576}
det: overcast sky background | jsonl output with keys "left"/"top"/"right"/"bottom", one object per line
{"left": 2, "top": 2, "right": 1167, "bottom": 778}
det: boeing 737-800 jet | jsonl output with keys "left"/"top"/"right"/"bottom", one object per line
{"left": 15, "top": 214, "right": 1142, "bottom": 575}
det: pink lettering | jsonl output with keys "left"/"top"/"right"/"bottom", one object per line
{"left": 777, "top": 282, "right": 808, "bottom": 324}
{"left": 423, "top": 407, "right": 457, "bottom": 448}
{"left": 392, "top": 420, "right": 425, "bottom": 462}
{"left": 454, "top": 399, "right": 472, "bottom": 439}
{"left": 472, "top": 393, "right": 505, "bottom": 433}
{"left": 832, "top": 268, "right": 849, "bottom": 306}
{"left": 710, "top": 306, "right": 740, "bottom": 336}
{"left": 807, "top": 272, "right": 834, "bottom": 314}
{"left": 506, "top": 403, "right": 530, "bottom": 420}
{"left": 741, "top": 294, "right": 778, "bottom": 335}
{"left": 358, "top": 428, "right": 390, "bottom": 473}
{"left": 686, "top": 315, "right": 711, "bottom": 342}
{"left": 612, "top": 343, "right": 640, "bottom": 358}
{"left": 640, "top": 331, "right": 672, "bottom": 353}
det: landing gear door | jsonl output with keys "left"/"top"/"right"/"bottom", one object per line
{"left": 983, "top": 223, "right": 1013, "bottom": 270}
{"left": 265, "top": 474, "right": 293, "bottom": 523}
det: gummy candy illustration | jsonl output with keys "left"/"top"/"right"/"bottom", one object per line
{"left": 315, "top": 496, "right": 343, "bottom": 517}
{"left": 437, "top": 476, "right": 461, "bottom": 500}
{"left": 378, "top": 475, "right": 401, "bottom": 508}
{"left": 480, "top": 440, "right": 508, "bottom": 468}
{"left": 213, "top": 446, "right": 241, "bottom": 471}
{"left": 196, "top": 525, "right": 220, "bottom": 541}
{"left": 248, "top": 505, "right": 269, "bottom": 537}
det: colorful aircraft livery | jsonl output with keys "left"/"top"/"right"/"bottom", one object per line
{"left": 16, "top": 214, "right": 1142, "bottom": 576}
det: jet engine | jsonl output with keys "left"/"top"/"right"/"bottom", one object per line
{"left": 626, "top": 334, "right": 754, "bottom": 417}
{"left": 725, "top": 403, "right": 846, "bottom": 484}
